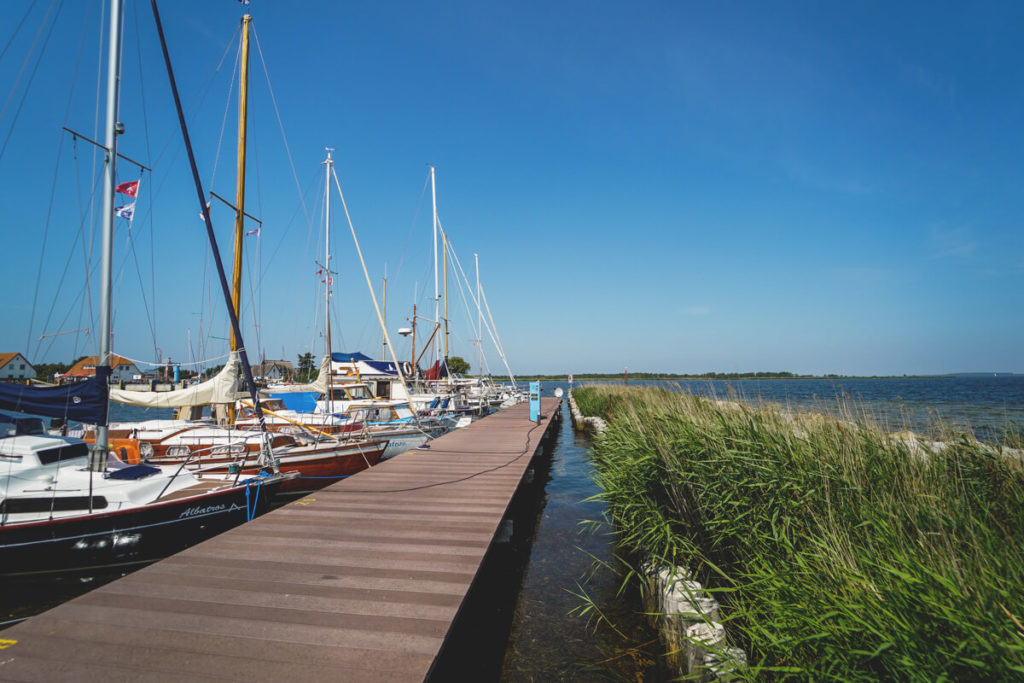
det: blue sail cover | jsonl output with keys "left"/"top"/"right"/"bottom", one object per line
{"left": 331, "top": 352, "right": 371, "bottom": 362}
{"left": 0, "top": 367, "right": 110, "bottom": 424}
{"left": 364, "top": 361, "right": 397, "bottom": 375}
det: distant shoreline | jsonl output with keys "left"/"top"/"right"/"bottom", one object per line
{"left": 487, "top": 372, "right": 1020, "bottom": 382}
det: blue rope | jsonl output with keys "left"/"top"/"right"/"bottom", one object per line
{"left": 245, "top": 479, "right": 261, "bottom": 522}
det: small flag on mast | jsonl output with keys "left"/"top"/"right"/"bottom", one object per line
{"left": 115, "top": 180, "right": 140, "bottom": 197}
{"left": 114, "top": 203, "right": 135, "bottom": 220}
{"left": 246, "top": 227, "right": 260, "bottom": 236}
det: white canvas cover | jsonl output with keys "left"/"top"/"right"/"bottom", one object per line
{"left": 108, "top": 352, "right": 248, "bottom": 408}
{"left": 260, "top": 354, "right": 330, "bottom": 395}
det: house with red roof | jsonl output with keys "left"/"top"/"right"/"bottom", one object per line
{"left": 66, "top": 354, "right": 140, "bottom": 383}
{"left": 0, "top": 353, "right": 36, "bottom": 380}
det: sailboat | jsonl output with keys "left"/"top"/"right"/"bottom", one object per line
{"left": 0, "top": 0, "right": 289, "bottom": 579}
{"left": 90, "top": 20, "right": 387, "bottom": 495}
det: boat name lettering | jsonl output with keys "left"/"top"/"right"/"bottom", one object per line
{"left": 179, "top": 504, "right": 227, "bottom": 518}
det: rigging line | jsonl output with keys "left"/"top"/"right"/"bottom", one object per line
{"left": 208, "top": 30, "right": 241, "bottom": 195}
{"left": 0, "top": 0, "right": 40, "bottom": 64}
{"left": 40, "top": 280, "right": 90, "bottom": 362}
{"left": 393, "top": 171, "right": 431, "bottom": 284}
{"left": 113, "top": 351, "right": 231, "bottom": 368}
{"left": 33, "top": 154, "right": 104, "bottom": 361}
{"left": 0, "top": 0, "right": 66, "bottom": 164}
{"left": 255, "top": 164, "right": 321, "bottom": 287}
{"left": 251, "top": 24, "right": 311, "bottom": 230}
{"left": 144, "top": 23, "right": 240, "bottom": 183}
{"left": 132, "top": 2, "right": 158, "bottom": 361}
{"left": 26, "top": 0, "right": 93, "bottom": 353}
{"left": 126, "top": 216, "right": 159, "bottom": 353}
{"left": 0, "top": 0, "right": 55, "bottom": 129}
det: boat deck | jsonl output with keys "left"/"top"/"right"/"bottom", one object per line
{"left": 0, "top": 397, "right": 560, "bottom": 681}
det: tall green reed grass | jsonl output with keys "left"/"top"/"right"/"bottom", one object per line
{"left": 575, "top": 384, "right": 1024, "bottom": 681}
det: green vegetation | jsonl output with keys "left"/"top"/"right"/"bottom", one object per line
{"left": 447, "top": 356, "right": 470, "bottom": 375}
{"left": 575, "top": 384, "right": 1024, "bottom": 680}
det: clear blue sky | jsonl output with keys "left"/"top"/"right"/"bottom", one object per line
{"left": 1, "top": 1, "right": 1021, "bottom": 376}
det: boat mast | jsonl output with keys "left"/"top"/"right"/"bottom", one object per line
{"left": 411, "top": 303, "right": 417, "bottom": 373}
{"left": 93, "top": 0, "right": 125, "bottom": 472}
{"left": 430, "top": 164, "right": 439, "bottom": 366}
{"left": 475, "top": 253, "right": 482, "bottom": 378}
{"left": 381, "top": 267, "right": 387, "bottom": 360}
{"left": 227, "top": 13, "right": 251, "bottom": 425}
{"left": 323, "top": 149, "right": 334, "bottom": 415}
{"left": 443, "top": 230, "right": 449, "bottom": 366}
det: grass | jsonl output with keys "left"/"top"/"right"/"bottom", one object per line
{"left": 574, "top": 384, "right": 1024, "bottom": 681}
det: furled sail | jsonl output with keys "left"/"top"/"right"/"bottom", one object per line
{"left": 260, "top": 354, "right": 330, "bottom": 395}
{"left": 0, "top": 367, "right": 110, "bottom": 424}
{"left": 108, "top": 353, "right": 246, "bottom": 408}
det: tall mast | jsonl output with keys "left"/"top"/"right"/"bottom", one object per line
{"left": 443, "top": 230, "right": 449, "bottom": 362}
{"left": 381, "top": 268, "right": 387, "bottom": 359}
{"left": 323, "top": 149, "right": 334, "bottom": 415}
{"left": 226, "top": 14, "right": 250, "bottom": 425}
{"left": 94, "top": 0, "right": 125, "bottom": 471}
{"left": 475, "top": 253, "right": 482, "bottom": 378}
{"left": 430, "top": 164, "right": 438, "bottom": 365}
{"left": 229, "top": 14, "right": 250, "bottom": 351}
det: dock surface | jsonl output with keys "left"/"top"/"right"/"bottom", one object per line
{"left": 0, "top": 397, "right": 560, "bottom": 682}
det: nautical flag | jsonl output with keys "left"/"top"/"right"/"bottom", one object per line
{"left": 246, "top": 227, "right": 260, "bottom": 236}
{"left": 198, "top": 201, "right": 211, "bottom": 222}
{"left": 115, "top": 180, "right": 140, "bottom": 197}
{"left": 115, "top": 202, "right": 135, "bottom": 220}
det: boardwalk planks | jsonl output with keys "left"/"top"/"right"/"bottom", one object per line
{"left": 0, "top": 398, "right": 560, "bottom": 682}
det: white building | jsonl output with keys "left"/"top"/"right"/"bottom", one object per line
{"left": 0, "top": 353, "right": 36, "bottom": 380}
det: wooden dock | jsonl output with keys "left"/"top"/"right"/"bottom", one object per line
{"left": 0, "top": 397, "right": 561, "bottom": 682}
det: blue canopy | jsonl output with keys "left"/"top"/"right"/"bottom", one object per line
{"left": 331, "top": 352, "right": 371, "bottom": 362}
{"left": 0, "top": 367, "right": 110, "bottom": 424}
{"left": 268, "top": 391, "right": 318, "bottom": 414}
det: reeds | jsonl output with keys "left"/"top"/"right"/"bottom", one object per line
{"left": 575, "top": 384, "right": 1024, "bottom": 680}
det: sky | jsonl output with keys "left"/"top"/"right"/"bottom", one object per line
{"left": 0, "top": 0, "right": 1021, "bottom": 376}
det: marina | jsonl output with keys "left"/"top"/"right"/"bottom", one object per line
{"left": 0, "top": 398, "right": 561, "bottom": 680}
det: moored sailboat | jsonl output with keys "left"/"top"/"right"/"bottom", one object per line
{"left": 0, "top": 0, "right": 289, "bottom": 578}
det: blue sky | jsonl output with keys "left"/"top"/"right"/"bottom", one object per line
{"left": 0, "top": 1, "right": 1021, "bottom": 376}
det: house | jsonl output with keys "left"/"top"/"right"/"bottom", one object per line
{"left": 66, "top": 354, "right": 141, "bottom": 383}
{"left": 252, "top": 360, "right": 295, "bottom": 382}
{"left": 0, "top": 353, "right": 36, "bottom": 380}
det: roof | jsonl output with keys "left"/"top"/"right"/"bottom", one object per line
{"left": 66, "top": 354, "right": 137, "bottom": 376}
{"left": 0, "top": 353, "right": 30, "bottom": 370}
{"left": 253, "top": 360, "right": 295, "bottom": 374}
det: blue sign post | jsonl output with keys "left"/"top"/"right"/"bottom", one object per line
{"left": 529, "top": 381, "right": 540, "bottom": 422}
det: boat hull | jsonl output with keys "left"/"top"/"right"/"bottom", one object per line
{"left": 0, "top": 477, "right": 282, "bottom": 579}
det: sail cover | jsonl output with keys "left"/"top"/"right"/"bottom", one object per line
{"left": 262, "top": 354, "right": 330, "bottom": 395}
{"left": 331, "top": 351, "right": 371, "bottom": 362}
{"left": 0, "top": 367, "right": 110, "bottom": 424}
{"left": 108, "top": 353, "right": 246, "bottom": 408}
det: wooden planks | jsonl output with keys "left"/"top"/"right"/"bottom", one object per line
{"left": 0, "top": 397, "right": 559, "bottom": 682}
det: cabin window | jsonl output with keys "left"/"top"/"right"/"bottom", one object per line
{"left": 375, "top": 381, "right": 391, "bottom": 399}
{"left": 1, "top": 496, "right": 108, "bottom": 514}
{"left": 36, "top": 442, "right": 90, "bottom": 465}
